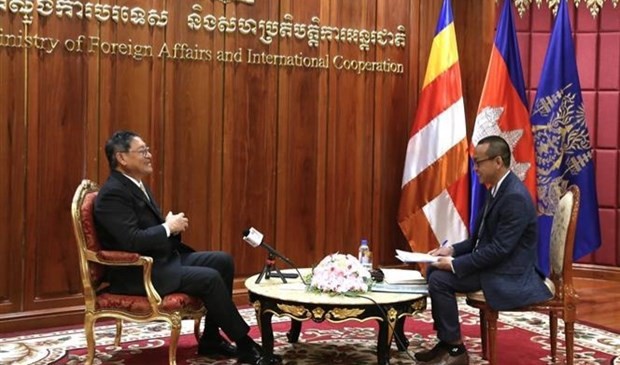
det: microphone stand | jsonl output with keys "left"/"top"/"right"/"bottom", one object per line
{"left": 255, "top": 252, "right": 288, "bottom": 284}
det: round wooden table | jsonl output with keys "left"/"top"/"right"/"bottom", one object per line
{"left": 245, "top": 269, "right": 427, "bottom": 365}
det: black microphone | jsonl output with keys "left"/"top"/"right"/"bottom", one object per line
{"left": 242, "top": 227, "right": 304, "bottom": 282}
{"left": 242, "top": 227, "right": 295, "bottom": 267}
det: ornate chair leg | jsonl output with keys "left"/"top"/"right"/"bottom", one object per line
{"left": 549, "top": 311, "right": 558, "bottom": 362}
{"left": 114, "top": 319, "right": 123, "bottom": 347}
{"left": 168, "top": 315, "right": 182, "bottom": 365}
{"left": 479, "top": 309, "right": 488, "bottom": 360}
{"left": 193, "top": 316, "right": 202, "bottom": 343}
{"left": 565, "top": 320, "right": 575, "bottom": 365}
{"left": 84, "top": 313, "right": 97, "bottom": 365}
{"left": 487, "top": 310, "right": 498, "bottom": 365}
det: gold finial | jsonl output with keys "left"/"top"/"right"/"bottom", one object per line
{"left": 503, "top": 0, "right": 618, "bottom": 18}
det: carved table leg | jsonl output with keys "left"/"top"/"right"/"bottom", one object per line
{"left": 376, "top": 319, "right": 391, "bottom": 365}
{"left": 394, "top": 317, "right": 409, "bottom": 351}
{"left": 260, "top": 310, "right": 276, "bottom": 360}
{"left": 286, "top": 319, "right": 302, "bottom": 343}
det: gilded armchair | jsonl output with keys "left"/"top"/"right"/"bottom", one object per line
{"left": 71, "top": 179, "right": 206, "bottom": 365}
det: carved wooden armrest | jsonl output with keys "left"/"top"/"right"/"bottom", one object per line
{"left": 86, "top": 249, "right": 163, "bottom": 308}
{"left": 96, "top": 250, "right": 141, "bottom": 263}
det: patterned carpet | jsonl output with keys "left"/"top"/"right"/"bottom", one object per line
{"left": 1, "top": 298, "right": 619, "bottom": 364}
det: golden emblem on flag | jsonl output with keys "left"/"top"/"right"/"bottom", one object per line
{"left": 532, "top": 83, "right": 593, "bottom": 217}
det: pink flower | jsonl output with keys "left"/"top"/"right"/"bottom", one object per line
{"left": 309, "top": 253, "right": 372, "bottom": 294}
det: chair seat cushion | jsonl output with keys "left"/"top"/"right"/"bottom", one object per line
{"left": 96, "top": 292, "right": 204, "bottom": 315}
{"left": 466, "top": 278, "right": 556, "bottom": 303}
{"left": 466, "top": 289, "right": 486, "bottom": 303}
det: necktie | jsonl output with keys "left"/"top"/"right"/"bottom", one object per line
{"left": 138, "top": 181, "right": 150, "bottom": 201}
{"left": 475, "top": 190, "right": 493, "bottom": 249}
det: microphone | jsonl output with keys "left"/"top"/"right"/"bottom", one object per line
{"left": 243, "top": 227, "right": 305, "bottom": 282}
{"left": 242, "top": 227, "right": 295, "bottom": 267}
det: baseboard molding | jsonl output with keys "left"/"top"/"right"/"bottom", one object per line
{"left": 0, "top": 306, "right": 86, "bottom": 333}
{"left": 574, "top": 263, "right": 620, "bottom": 281}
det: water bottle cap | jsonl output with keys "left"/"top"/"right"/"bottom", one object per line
{"left": 361, "top": 239, "right": 368, "bottom": 246}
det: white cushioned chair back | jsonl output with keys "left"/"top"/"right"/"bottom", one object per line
{"left": 549, "top": 189, "right": 574, "bottom": 276}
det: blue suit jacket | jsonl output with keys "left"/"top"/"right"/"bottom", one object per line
{"left": 452, "top": 172, "right": 551, "bottom": 310}
{"left": 94, "top": 171, "right": 194, "bottom": 296}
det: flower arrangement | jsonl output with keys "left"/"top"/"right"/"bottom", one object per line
{"left": 307, "top": 253, "right": 373, "bottom": 295}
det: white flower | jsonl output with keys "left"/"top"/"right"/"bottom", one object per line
{"left": 308, "top": 253, "right": 372, "bottom": 294}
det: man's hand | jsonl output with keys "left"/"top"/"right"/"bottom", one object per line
{"left": 428, "top": 245, "right": 455, "bottom": 271}
{"left": 432, "top": 256, "right": 454, "bottom": 271}
{"left": 165, "top": 211, "right": 188, "bottom": 235}
{"left": 428, "top": 245, "right": 454, "bottom": 257}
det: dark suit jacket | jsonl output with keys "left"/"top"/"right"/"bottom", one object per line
{"left": 452, "top": 172, "right": 551, "bottom": 310}
{"left": 94, "top": 171, "right": 194, "bottom": 296}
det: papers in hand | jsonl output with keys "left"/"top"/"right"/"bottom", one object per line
{"left": 395, "top": 249, "right": 439, "bottom": 263}
{"left": 380, "top": 268, "right": 426, "bottom": 285}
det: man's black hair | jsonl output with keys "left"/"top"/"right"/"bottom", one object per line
{"left": 104, "top": 130, "right": 139, "bottom": 170}
{"left": 478, "top": 135, "right": 511, "bottom": 167}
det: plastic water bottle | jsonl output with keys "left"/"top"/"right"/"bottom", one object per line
{"left": 358, "top": 239, "right": 373, "bottom": 270}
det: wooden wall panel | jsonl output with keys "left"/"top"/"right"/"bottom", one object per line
{"left": 324, "top": 0, "right": 377, "bottom": 256}
{"left": 453, "top": 0, "right": 495, "bottom": 132}
{"left": 221, "top": 1, "right": 280, "bottom": 276}
{"left": 162, "top": 1, "right": 225, "bottom": 252}
{"left": 372, "top": 0, "right": 418, "bottom": 266}
{"left": 23, "top": 10, "right": 93, "bottom": 310}
{"left": 275, "top": 0, "right": 330, "bottom": 267}
{"left": 97, "top": 0, "right": 166, "bottom": 187}
{"left": 0, "top": 13, "right": 25, "bottom": 314}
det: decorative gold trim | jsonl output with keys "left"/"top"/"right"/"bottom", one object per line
{"left": 252, "top": 300, "right": 262, "bottom": 329}
{"left": 252, "top": 300, "right": 261, "bottom": 313}
{"left": 386, "top": 307, "right": 397, "bottom": 348}
{"left": 311, "top": 307, "right": 326, "bottom": 320}
{"left": 508, "top": 0, "right": 618, "bottom": 17}
{"left": 386, "top": 307, "right": 398, "bottom": 322}
{"left": 411, "top": 300, "right": 427, "bottom": 312}
{"left": 277, "top": 303, "right": 308, "bottom": 318}
{"left": 327, "top": 307, "right": 365, "bottom": 320}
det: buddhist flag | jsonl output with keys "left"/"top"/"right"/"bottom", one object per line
{"left": 398, "top": 0, "right": 469, "bottom": 253}
{"left": 470, "top": 0, "right": 537, "bottom": 229}
{"left": 532, "top": 0, "right": 601, "bottom": 274}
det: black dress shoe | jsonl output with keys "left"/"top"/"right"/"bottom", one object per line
{"left": 415, "top": 341, "right": 449, "bottom": 362}
{"left": 237, "top": 343, "right": 282, "bottom": 365}
{"left": 237, "top": 343, "right": 263, "bottom": 364}
{"left": 197, "top": 338, "right": 237, "bottom": 357}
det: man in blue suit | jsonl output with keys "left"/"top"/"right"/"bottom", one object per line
{"left": 94, "top": 130, "right": 278, "bottom": 365}
{"left": 415, "top": 135, "right": 552, "bottom": 365}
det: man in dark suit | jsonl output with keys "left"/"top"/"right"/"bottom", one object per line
{"left": 415, "top": 135, "right": 552, "bottom": 365}
{"left": 94, "top": 130, "right": 278, "bottom": 365}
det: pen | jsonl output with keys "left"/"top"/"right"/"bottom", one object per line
{"left": 440, "top": 240, "right": 448, "bottom": 247}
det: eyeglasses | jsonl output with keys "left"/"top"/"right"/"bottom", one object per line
{"left": 473, "top": 156, "right": 496, "bottom": 167}
{"left": 126, "top": 146, "right": 150, "bottom": 157}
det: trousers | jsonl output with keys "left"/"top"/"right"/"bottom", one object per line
{"left": 427, "top": 266, "right": 482, "bottom": 343}
{"left": 176, "top": 251, "right": 250, "bottom": 341}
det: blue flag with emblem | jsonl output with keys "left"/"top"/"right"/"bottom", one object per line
{"left": 531, "top": 0, "right": 601, "bottom": 274}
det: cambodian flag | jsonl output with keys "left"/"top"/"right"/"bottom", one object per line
{"left": 532, "top": 0, "right": 601, "bottom": 274}
{"left": 398, "top": 0, "right": 469, "bottom": 253}
{"left": 470, "top": 0, "right": 537, "bottom": 230}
